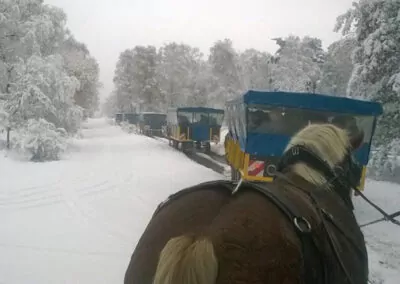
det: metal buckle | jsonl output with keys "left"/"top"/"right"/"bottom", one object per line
{"left": 293, "top": 216, "right": 312, "bottom": 233}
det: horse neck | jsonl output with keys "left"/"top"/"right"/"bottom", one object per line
{"left": 289, "top": 162, "right": 333, "bottom": 190}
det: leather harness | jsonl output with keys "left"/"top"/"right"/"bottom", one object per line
{"left": 152, "top": 147, "right": 368, "bottom": 284}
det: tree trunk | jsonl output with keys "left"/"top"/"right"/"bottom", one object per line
{"left": 6, "top": 127, "right": 10, "bottom": 149}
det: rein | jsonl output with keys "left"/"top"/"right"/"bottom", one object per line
{"left": 276, "top": 144, "right": 400, "bottom": 229}
{"left": 355, "top": 190, "right": 400, "bottom": 228}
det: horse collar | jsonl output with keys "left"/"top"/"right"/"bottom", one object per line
{"left": 276, "top": 145, "right": 337, "bottom": 181}
{"left": 276, "top": 145, "right": 356, "bottom": 209}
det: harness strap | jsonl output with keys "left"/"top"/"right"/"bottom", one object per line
{"left": 152, "top": 180, "right": 235, "bottom": 217}
{"left": 318, "top": 209, "right": 359, "bottom": 284}
{"left": 237, "top": 181, "right": 327, "bottom": 284}
{"left": 273, "top": 172, "right": 363, "bottom": 284}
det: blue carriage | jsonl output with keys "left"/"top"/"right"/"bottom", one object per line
{"left": 166, "top": 107, "right": 225, "bottom": 152}
{"left": 138, "top": 112, "right": 167, "bottom": 137}
{"left": 115, "top": 113, "right": 124, "bottom": 124}
{"left": 124, "top": 113, "right": 140, "bottom": 125}
{"left": 114, "top": 112, "right": 140, "bottom": 125}
{"left": 224, "top": 90, "right": 383, "bottom": 191}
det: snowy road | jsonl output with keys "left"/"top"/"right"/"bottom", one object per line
{"left": 1, "top": 118, "right": 399, "bottom": 283}
{"left": 0, "top": 118, "right": 222, "bottom": 283}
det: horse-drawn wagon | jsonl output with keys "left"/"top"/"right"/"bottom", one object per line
{"left": 138, "top": 112, "right": 167, "bottom": 137}
{"left": 166, "top": 107, "right": 224, "bottom": 153}
{"left": 124, "top": 113, "right": 140, "bottom": 125}
{"left": 115, "top": 113, "right": 124, "bottom": 124}
{"left": 225, "top": 90, "right": 383, "bottom": 190}
{"left": 114, "top": 112, "right": 139, "bottom": 125}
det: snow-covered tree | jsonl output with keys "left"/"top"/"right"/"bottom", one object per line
{"left": 187, "top": 61, "right": 219, "bottom": 107}
{"left": 59, "top": 35, "right": 101, "bottom": 117}
{"left": 132, "top": 46, "right": 163, "bottom": 111}
{"left": 335, "top": 0, "right": 400, "bottom": 178}
{"left": 106, "top": 36, "right": 328, "bottom": 112}
{"left": 112, "top": 49, "right": 138, "bottom": 112}
{"left": 113, "top": 46, "right": 163, "bottom": 112}
{"left": 157, "top": 42, "right": 204, "bottom": 108}
{"left": 101, "top": 91, "right": 119, "bottom": 117}
{"left": 208, "top": 39, "right": 243, "bottom": 104}
{"left": 318, "top": 35, "right": 357, "bottom": 96}
{"left": 0, "top": 0, "right": 99, "bottom": 161}
{"left": 271, "top": 35, "right": 325, "bottom": 92}
{"left": 5, "top": 54, "right": 81, "bottom": 132}
{"left": 11, "top": 118, "right": 68, "bottom": 161}
{"left": 238, "top": 49, "right": 273, "bottom": 90}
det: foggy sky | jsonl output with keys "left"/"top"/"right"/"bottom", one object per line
{"left": 44, "top": 0, "right": 354, "bottom": 101}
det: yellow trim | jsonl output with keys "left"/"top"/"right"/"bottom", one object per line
{"left": 357, "top": 166, "right": 367, "bottom": 191}
{"left": 245, "top": 175, "right": 274, "bottom": 182}
{"left": 226, "top": 138, "right": 274, "bottom": 182}
{"left": 225, "top": 137, "right": 369, "bottom": 187}
{"left": 243, "top": 154, "right": 250, "bottom": 176}
{"left": 169, "top": 125, "right": 192, "bottom": 142}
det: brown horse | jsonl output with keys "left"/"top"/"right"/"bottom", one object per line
{"left": 124, "top": 124, "right": 369, "bottom": 284}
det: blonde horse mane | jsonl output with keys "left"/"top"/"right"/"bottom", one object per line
{"left": 284, "top": 123, "right": 351, "bottom": 188}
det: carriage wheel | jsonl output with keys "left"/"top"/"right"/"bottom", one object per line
{"left": 204, "top": 142, "right": 211, "bottom": 154}
{"left": 195, "top": 141, "right": 201, "bottom": 150}
{"left": 182, "top": 142, "right": 194, "bottom": 154}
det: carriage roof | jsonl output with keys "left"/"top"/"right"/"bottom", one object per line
{"left": 227, "top": 90, "right": 383, "bottom": 116}
{"left": 170, "top": 107, "right": 224, "bottom": 114}
{"left": 140, "top": 112, "right": 166, "bottom": 115}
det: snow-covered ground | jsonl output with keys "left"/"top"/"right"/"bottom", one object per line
{"left": 0, "top": 118, "right": 222, "bottom": 284}
{"left": 0, "top": 118, "right": 399, "bottom": 283}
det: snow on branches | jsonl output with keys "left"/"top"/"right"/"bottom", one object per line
{"left": 0, "top": 0, "right": 100, "bottom": 161}
{"left": 335, "top": 0, "right": 400, "bottom": 178}
{"left": 109, "top": 36, "right": 330, "bottom": 114}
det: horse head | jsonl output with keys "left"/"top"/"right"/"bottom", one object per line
{"left": 277, "top": 123, "right": 364, "bottom": 210}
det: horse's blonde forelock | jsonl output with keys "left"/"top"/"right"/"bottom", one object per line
{"left": 284, "top": 124, "right": 350, "bottom": 187}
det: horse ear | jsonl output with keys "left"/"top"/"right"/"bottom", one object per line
{"left": 350, "top": 130, "right": 364, "bottom": 151}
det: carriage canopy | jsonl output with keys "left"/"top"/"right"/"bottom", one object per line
{"left": 166, "top": 107, "right": 225, "bottom": 144}
{"left": 124, "top": 113, "right": 139, "bottom": 124}
{"left": 139, "top": 112, "right": 167, "bottom": 129}
{"left": 226, "top": 90, "right": 383, "bottom": 165}
{"left": 167, "top": 107, "right": 224, "bottom": 126}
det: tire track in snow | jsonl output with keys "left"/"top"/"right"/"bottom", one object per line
{"left": 58, "top": 174, "right": 135, "bottom": 244}
{"left": 0, "top": 174, "right": 115, "bottom": 210}
{"left": 0, "top": 176, "right": 88, "bottom": 210}
{"left": 55, "top": 126, "right": 149, "bottom": 245}
{"left": 0, "top": 242, "right": 129, "bottom": 258}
